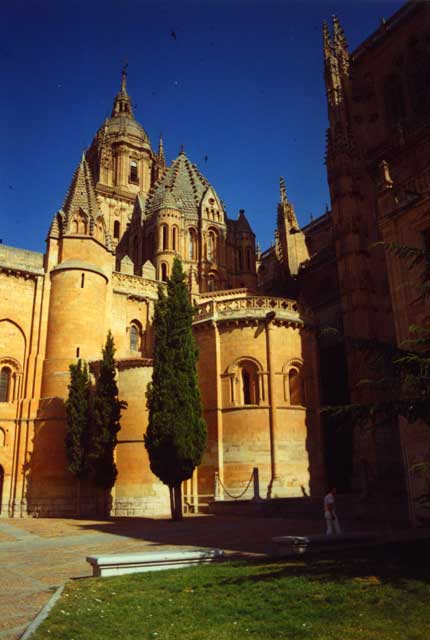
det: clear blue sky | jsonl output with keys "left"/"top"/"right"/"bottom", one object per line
{"left": 0, "top": 0, "right": 404, "bottom": 254}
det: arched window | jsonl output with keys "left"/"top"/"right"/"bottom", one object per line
{"left": 207, "top": 274, "right": 217, "bottom": 292}
{"left": 114, "top": 220, "right": 120, "bottom": 239}
{"left": 0, "top": 427, "right": 5, "bottom": 447}
{"left": 238, "top": 248, "right": 243, "bottom": 271}
{"left": 133, "top": 236, "right": 139, "bottom": 262}
{"left": 130, "top": 325, "right": 139, "bottom": 351}
{"left": 160, "top": 263, "right": 168, "bottom": 282}
{"left": 161, "top": 225, "right": 168, "bottom": 251}
{"left": 129, "top": 160, "right": 139, "bottom": 184}
{"left": 0, "top": 367, "right": 11, "bottom": 403}
{"left": 95, "top": 218, "right": 104, "bottom": 243}
{"left": 208, "top": 229, "right": 217, "bottom": 262}
{"left": 288, "top": 367, "right": 305, "bottom": 406}
{"left": 188, "top": 228, "right": 197, "bottom": 260}
{"left": 246, "top": 247, "right": 252, "bottom": 271}
{"left": 239, "top": 361, "right": 260, "bottom": 405}
{"left": 172, "top": 226, "right": 178, "bottom": 252}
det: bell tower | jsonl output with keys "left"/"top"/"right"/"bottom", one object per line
{"left": 86, "top": 70, "right": 153, "bottom": 247}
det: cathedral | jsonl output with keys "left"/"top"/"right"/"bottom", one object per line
{"left": 1, "top": 0, "right": 430, "bottom": 523}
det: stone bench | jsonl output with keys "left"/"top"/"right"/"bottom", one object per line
{"left": 272, "top": 532, "right": 378, "bottom": 556}
{"left": 86, "top": 548, "right": 224, "bottom": 577}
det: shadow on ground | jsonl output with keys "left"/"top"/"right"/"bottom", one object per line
{"left": 71, "top": 512, "right": 398, "bottom": 557}
{"left": 218, "top": 540, "right": 430, "bottom": 586}
{"left": 75, "top": 514, "right": 328, "bottom": 555}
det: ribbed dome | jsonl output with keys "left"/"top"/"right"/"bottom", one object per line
{"left": 101, "top": 115, "right": 150, "bottom": 145}
{"left": 100, "top": 70, "right": 150, "bottom": 146}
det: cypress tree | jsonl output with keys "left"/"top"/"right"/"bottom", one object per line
{"left": 145, "top": 257, "right": 207, "bottom": 520}
{"left": 65, "top": 359, "right": 91, "bottom": 516}
{"left": 91, "top": 331, "right": 126, "bottom": 514}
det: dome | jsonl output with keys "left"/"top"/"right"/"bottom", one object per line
{"left": 101, "top": 115, "right": 150, "bottom": 146}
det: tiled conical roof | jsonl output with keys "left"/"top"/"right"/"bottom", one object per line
{"left": 61, "top": 154, "right": 99, "bottom": 226}
{"left": 50, "top": 154, "right": 113, "bottom": 251}
{"left": 146, "top": 150, "right": 220, "bottom": 218}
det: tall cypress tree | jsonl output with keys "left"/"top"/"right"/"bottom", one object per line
{"left": 65, "top": 359, "right": 91, "bottom": 516}
{"left": 145, "top": 257, "right": 207, "bottom": 520}
{"left": 91, "top": 331, "right": 126, "bottom": 514}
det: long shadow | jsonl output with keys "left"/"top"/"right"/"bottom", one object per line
{"left": 217, "top": 541, "right": 430, "bottom": 587}
{"left": 75, "top": 515, "right": 430, "bottom": 587}
{"left": 76, "top": 513, "right": 325, "bottom": 555}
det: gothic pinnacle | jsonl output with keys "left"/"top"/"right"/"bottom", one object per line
{"left": 121, "top": 61, "right": 128, "bottom": 93}
{"left": 280, "top": 177, "right": 288, "bottom": 203}
{"left": 332, "top": 15, "right": 348, "bottom": 51}
{"left": 323, "top": 20, "right": 332, "bottom": 60}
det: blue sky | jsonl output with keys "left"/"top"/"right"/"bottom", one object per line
{"left": 0, "top": 0, "right": 404, "bottom": 254}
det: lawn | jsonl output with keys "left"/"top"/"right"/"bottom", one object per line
{"left": 32, "top": 542, "right": 430, "bottom": 640}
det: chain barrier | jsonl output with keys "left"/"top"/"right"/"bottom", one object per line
{"left": 216, "top": 469, "right": 255, "bottom": 500}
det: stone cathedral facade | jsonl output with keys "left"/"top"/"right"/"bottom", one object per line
{"left": 1, "top": 1, "right": 429, "bottom": 523}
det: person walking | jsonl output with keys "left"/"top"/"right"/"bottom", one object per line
{"left": 324, "top": 487, "right": 342, "bottom": 535}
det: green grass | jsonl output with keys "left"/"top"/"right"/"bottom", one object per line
{"left": 32, "top": 542, "right": 430, "bottom": 640}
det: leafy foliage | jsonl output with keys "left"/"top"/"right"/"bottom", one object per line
{"left": 91, "top": 331, "right": 127, "bottom": 491}
{"left": 145, "top": 257, "right": 207, "bottom": 517}
{"left": 65, "top": 359, "right": 91, "bottom": 479}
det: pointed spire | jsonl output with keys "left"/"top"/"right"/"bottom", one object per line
{"left": 277, "top": 178, "right": 298, "bottom": 228}
{"left": 111, "top": 67, "right": 134, "bottom": 118}
{"left": 121, "top": 62, "right": 128, "bottom": 93}
{"left": 323, "top": 20, "right": 332, "bottom": 62}
{"left": 158, "top": 134, "right": 165, "bottom": 163}
{"left": 179, "top": 144, "right": 185, "bottom": 154}
{"left": 332, "top": 15, "right": 349, "bottom": 75}
{"left": 332, "top": 15, "right": 347, "bottom": 48}
{"left": 61, "top": 155, "right": 99, "bottom": 230}
{"left": 280, "top": 177, "right": 288, "bottom": 203}
{"left": 152, "top": 134, "right": 167, "bottom": 184}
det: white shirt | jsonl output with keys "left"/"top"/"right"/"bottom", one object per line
{"left": 324, "top": 492, "right": 335, "bottom": 514}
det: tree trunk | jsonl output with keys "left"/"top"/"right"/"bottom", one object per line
{"left": 169, "top": 486, "right": 175, "bottom": 519}
{"left": 173, "top": 483, "right": 183, "bottom": 521}
{"left": 169, "top": 484, "right": 183, "bottom": 520}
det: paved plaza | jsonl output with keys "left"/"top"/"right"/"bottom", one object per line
{"left": 0, "top": 514, "right": 325, "bottom": 640}
{"left": 1, "top": 513, "right": 428, "bottom": 640}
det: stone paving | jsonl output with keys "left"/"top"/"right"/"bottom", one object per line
{"left": 1, "top": 514, "right": 428, "bottom": 640}
{"left": 0, "top": 514, "right": 325, "bottom": 640}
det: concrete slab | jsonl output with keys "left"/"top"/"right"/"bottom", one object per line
{"left": 87, "top": 548, "right": 224, "bottom": 576}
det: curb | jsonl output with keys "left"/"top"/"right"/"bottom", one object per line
{"left": 20, "top": 584, "right": 64, "bottom": 640}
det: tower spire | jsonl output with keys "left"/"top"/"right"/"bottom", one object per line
{"left": 280, "top": 176, "right": 287, "bottom": 204}
{"left": 323, "top": 20, "right": 332, "bottom": 63}
{"left": 158, "top": 133, "right": 165, "bottom": 164}
{"left": 121, "top": 62, "right": 128, "bottom": 93}
{"left": 111, "top": 65, "right": 133, "bottom": 118}
{"left": 332, "top": 15, "right": 349, "bottom": 75}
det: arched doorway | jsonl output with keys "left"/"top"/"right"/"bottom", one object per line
{"left": 0, "top": 466, "right": 4, "bottom": 516}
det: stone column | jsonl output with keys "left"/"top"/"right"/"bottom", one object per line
{"left": 213, "top": 321, "right": 224, "bottom": 498}
{"left": 265, "top": 311, "right": 282, "bottom": 498}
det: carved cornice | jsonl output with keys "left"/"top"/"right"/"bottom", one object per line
{"left": 88, "top": 357, "right": 153, "bottom": 375}
{"left": 193, "top": 295, "right": 313, "bottom": 328}
{"left": 0, "top": 264, "right": 43, "bottom": 279}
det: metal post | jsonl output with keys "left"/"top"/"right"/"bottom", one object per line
{"left": 214, "top": 471, "right": 220, "bottom": 500}
{"left": 252, "top": 467, "right": 262, "bottom": 501}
